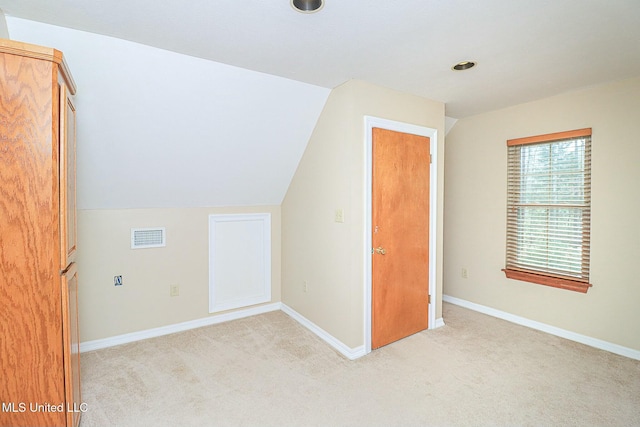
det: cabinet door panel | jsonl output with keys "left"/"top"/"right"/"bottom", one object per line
{"left": 62, "top": 263, "right": 81, "bottom": 427}
{"left": 59, "top": 82, "right": 77, "bottom": 268}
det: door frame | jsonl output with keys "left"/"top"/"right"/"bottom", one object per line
{"left": 364, "top": 116, "right": 438, "bottom": 354}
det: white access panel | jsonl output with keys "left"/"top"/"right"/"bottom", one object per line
{"left": 208, "top": 213, "right": 271, "bottom": 313}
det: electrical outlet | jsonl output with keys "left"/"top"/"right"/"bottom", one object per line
{"left": 334, "top": 208, "right": 345, "bottom": 223}
{"left": 461, "top": 268, "right": 468, "bottom": 279}
{"left": 114, "top": 275, "right": 123, "bottom": 286}
{"left": 170, "top": 284, "right": 179, "bottom": 297}
{"left": 303, "top": 280, "right": 308, "bottom": 293}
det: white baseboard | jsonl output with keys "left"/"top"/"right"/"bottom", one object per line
{"left": 80, "top": 301, "right": 366, "bottom": 360}
{"left": 82, "top": 301, "right": 440, "bottom": 362}
{"left": 80, "top": 302, "right": 282, "bottom": 353}
{"left": 280, "top": 304, "right": 367, "bottom": 360}
{"left": 443, "top": 295, "right": 640, "bottom": 361}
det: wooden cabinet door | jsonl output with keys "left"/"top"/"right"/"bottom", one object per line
{"left": 62, "top": 263, "right": 81, "bottom": 427}
{"left": 59, "top": 83, "right": 77, "bottom": 269}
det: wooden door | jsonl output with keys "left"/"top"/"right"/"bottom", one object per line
{"left": 372, "top": 127, "right": 430, "bottom": 349}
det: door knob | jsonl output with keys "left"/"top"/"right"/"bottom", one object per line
{"left": 373, "top": 247, "right": 386, "bottom": 255}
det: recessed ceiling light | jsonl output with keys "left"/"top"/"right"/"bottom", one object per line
{"left": 452, "top": 61, "right": 477, "bottom": 71}
{"left": 291, "top": 0, "right": 324, "bottom": 13}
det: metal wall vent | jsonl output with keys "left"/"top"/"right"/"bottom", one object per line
{"left": 131, "top": 227, "right": 166, "bottom": 249}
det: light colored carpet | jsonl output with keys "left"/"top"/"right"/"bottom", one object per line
{"left": 79, "top": 303, "right": 640, "bottom": 426}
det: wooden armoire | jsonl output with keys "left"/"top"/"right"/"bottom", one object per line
{"left": 0, "top": 39, "right": 81, "bottom": 427}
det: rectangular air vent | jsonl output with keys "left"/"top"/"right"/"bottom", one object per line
{"left": 131, "top": 227, "right": 166, "bottom": 249}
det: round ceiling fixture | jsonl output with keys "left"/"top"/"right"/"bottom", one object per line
{"left": 291, "top": 0, "right": 324, "bottom": 13}
{"left": 451, "top": 61, "right": 477, "bottom": 71}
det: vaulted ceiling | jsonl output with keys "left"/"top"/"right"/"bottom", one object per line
{"left": 2, "top": 0, "right": 639, "bottom": 119}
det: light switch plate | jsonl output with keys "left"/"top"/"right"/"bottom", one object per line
{"left": 170, "top": 284, "right": 179, "bottom": 296}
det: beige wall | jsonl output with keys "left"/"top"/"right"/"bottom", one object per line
{"left": 444, "top": 76, "right": 640, "bottom": 351}
{"left": 282, "top": 80, "right": 445, "bottom": 348}
{"left": 77, "top": 205, "right": 281, "bottom": 342}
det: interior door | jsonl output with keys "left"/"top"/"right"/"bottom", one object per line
{"left": 371, "top": 127, "right": 430, "bottom": 349}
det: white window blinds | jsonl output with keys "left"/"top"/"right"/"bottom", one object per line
{"left": 506, "top": 128, "right": 591, "bottom": 284}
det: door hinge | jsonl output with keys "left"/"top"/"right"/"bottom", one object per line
{"left": 429, "top": 154, "right": 432, "bottom": 164}
{"left": 428, "top": 294, "right": 432, "bottom": 304}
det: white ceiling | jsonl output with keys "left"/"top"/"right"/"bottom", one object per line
{"left": 1, "top": 0, "right": 639, "bottom": 118}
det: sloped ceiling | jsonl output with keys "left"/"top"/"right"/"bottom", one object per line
{"left": 1, "top": 0, "right": 640, "bottom": 118}
{"left": 6, "top": 18, "right": 329, "bottom": 209}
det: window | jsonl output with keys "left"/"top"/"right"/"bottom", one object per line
{"left": 503, "top": 128, "right": 592, "bottom": 293}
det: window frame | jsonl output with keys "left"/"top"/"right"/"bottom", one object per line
{"left": 502, "top": 128, "right": 592, "bottom": 293}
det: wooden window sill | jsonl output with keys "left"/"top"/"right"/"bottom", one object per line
{"left": 502, "top": 269, "right": 591, "bottom": 293}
